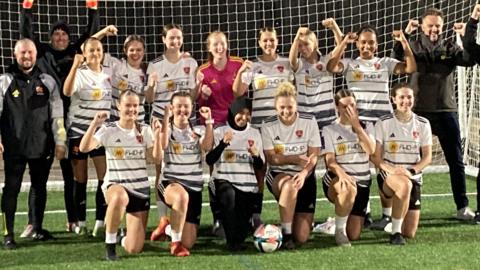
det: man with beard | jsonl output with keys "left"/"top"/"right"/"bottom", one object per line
{"left": 0, "top": 39, "right": 66, "bottom": 249}
{"left": 392, "top": 7, "right": 476, "bottom": 221}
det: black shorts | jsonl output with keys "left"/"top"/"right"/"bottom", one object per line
{"left": 322, "top": 171, "right": 370, "bottom": 217}
{"left": 377, "top": 172, "right": 422, "bottom": 210}
{"left": 106, "top": 185, "right": 150, "bottom": 213}
{"left": 266, "top": 170, "right": 316, "bottom": 214}
{"left": 157, "top": 181, "right": 202, "bottom": 225}
{"left": 69, "top": 137, "right": 105, "bottom": 160}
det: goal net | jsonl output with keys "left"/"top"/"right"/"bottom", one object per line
{"left": 0, "top": 0, "right": 478, "bottom": 176}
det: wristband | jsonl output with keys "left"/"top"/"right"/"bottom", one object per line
{"left": 23, "top": 0, "right": 33, "bottom": 9}
{"left": 86, "top": 0, "right": 98, "bottom": 8}
{"left": 205, "top": 119, "right": 214, "bottom": 125}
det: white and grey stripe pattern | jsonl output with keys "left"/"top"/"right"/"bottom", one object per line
{"left": 342, "top": 56, "right": 399, "bottom": 122}
{"left": 262, "top": 113, "right": 321, "bottom": 176}
{"left": 68, "top": 65, "right": 112, "bottom": 138}
{"left": 103, "top": 54, "right": 147, "bottom": 123}
{"left": 146, "top": 55, "right": 197, "bottom": 121}
{"left": 375, "top": 113, "right": 432, "bottom": 185}
{"left": 160, "top": 125, "right": 205, "bottom": 192}
{"left": 242, "top": 56, "right": 294, "bottom": 127}
{"left": 211, "top": 124, "right": 263, "bottom": 193}
{"left": 295, "top": 56, "right": 336, "bottom": 130}
{"left": 322, "top": 121, "right": 375, "bottom": 185}
{"left": 95, "top": 121, "right": 154, "bottom": 199}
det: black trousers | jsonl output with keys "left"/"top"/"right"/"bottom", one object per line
{"left": 1, "top": 156, "right": 53, "bottom": 235}
{"left": 418, "top": 112, "right": 469, "bottom": 210}
{"left": 215, "top": 180, "right": 255, "bottom": 247}
{"left": 26, "top": 158, "right": 76, "bottom": 224}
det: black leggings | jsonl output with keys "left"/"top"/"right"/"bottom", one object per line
{"left": 215, "top": 180, "right": 255, "bottom": 247}
{"left": 1, "top": 156, "right": 53, "bottom": 235}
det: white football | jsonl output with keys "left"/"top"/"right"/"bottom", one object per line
{"left": 253, "top": 224, "right": 282, "bottom": 252}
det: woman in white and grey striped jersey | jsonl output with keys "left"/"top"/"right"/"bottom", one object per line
{"left": 63, "top": 37, "right": 112, "bottom": 236}
{"left": 156, "top": 91, "right": 214, "bottom": 257}
{"left": 206, "top": 96, "right": 264, "bottom": 251}
{"left": 79, "top": 90, "right": 162, "bottom": 260}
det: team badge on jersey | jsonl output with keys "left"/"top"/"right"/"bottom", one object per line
{"left": 374, "top": 63, "right": 381, "bottom": 70}
{"left": 224, "top": 150, "right": 236, "bottom": 162}
{"left": 295, "top": 130, "right": 303, "bottom": 138}
{"left": 117, "top": 79, "right": 128, "bottom": 91}
{"left": 273, "top": 144, "right": 285, "bottom": 154}
{"left": 91, "top": 87, "right": 103, "bottom": 100}
{"left": 12, "top": 89, "right": 20, "bottom": 97}
{"left": 352, "top": 70, "right": 363, "bottom": 81}
{"left": 412, "top": 131, "right": 419, "bottom": 139}
{"left": 387, "top": 141, "right": 399, "bottom": 153}
{"left": 35, "top": 86, "right": 45, "bottom": 95}
{"left": 136, "top": 134, "right": 144, "bottom": 144}
{"left": 248, "top": 139, "right": 254, "bottom": 147}
{"left": 172, "top": 142, "right": 183, "bottom": 154}
{"left": 184, "top": 67, "right": 190, "bottom": 74}
{"left": 316, "top": 63, "right": 323, "bottom": 71}
{"left": 254, "top": 78, "right": 267, "bottom": 90}
{"left": 336, "top": 143, "right": 347, "bottom": 155}
{"left": 276, "top": 65, "right": 284, "bottom": 73}
{"left": 113, "top": 147, "right": 125, "bottom": 159}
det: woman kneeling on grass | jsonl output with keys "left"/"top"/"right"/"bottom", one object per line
{"left": 261, "top": 81, "right": 321, "bottom": 249}
{"left": 157, "top": 91, "right": 214, "bottom": 257}
{"left": 371, "top": 83, "right": 432, "bottom": 244}
{"left": 79, "top": 90, "right": 162, "bottom": 260}
{"left": 206, "top": 96, "right": 264, "bottom": 251}
{"left": 321, "top": 89, "right": 376, "bottom": 247}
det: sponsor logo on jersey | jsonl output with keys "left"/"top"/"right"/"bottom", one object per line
{"left": 166, "top": 80, "right": 176, "bottom": 91}
{"left": 117, "top": 79, "right": 128, "bottom": 91}
{"left": 163, "top": 73, "right": 169, "bottom": 78}
{"left": 113, "top": 147, "right": 125, "bottom": 159}
{"left": 12, "top": 89, "right": 20, "bottom": 97}
{"left": 91, "top": 87, "right": 103, "bottom": 100}
{"left": 389, "top": 133, "right": 395, "bottom": 138}
{"left": 336, "top": 135, "right": 343, "bottom": 141}
{"left": 387, "top": 141, "right": 399, "bottom": 153}
{"left": 184, "top": 67, "right": 190, "bottom": 74}
{"left": 224, "top": 150, "right": 236, "bottom": 162}
{"left": 304, "top": 75, "right": 311, "bottom": 86}
{"left": 273, "top": 144, "right": 285, "bottom": 154}
{"left": 115, "top": 138, "right": 121, "bottom": 143}
{"left": 352, "top": 70, "right": 363, "bottom": 81}
{"left": 172, "top": 142, "right": 182, "bottom": 154}
{"left": 336, "top": 143, "right": 347, "bottom": 155}
{"left": 255, "top": 78, "right": 267, "bottom": 90}
{"left": 255, "top": 77, "right": 288, "bottom": 90}
{"left": 35, "top": 86, "right": 45, "bottom": 95}
{"left": 274, "top": 136, "right": 281, "bottom": 140}
{"left": 296, "top": 130, "right": 303, "bottom": 138}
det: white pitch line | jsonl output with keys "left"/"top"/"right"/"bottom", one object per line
{"left": 4, "top": 192, "right": 476, "bottom": 216}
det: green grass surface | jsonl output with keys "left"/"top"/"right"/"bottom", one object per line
{"left": 0, "top": 174, "right": 479, "bottom": 269}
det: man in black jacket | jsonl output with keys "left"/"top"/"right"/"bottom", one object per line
{"left": 0, "top": 39, "right": 66, "bottom": 249}
{"left": 19, "top": 0, "right": 100, "bottom": 235}
{"left": 392, "top": 7, "right": 476, "bottom": 221}
{"left": 460, "top": 4, "right": 480, "bottom": 224}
